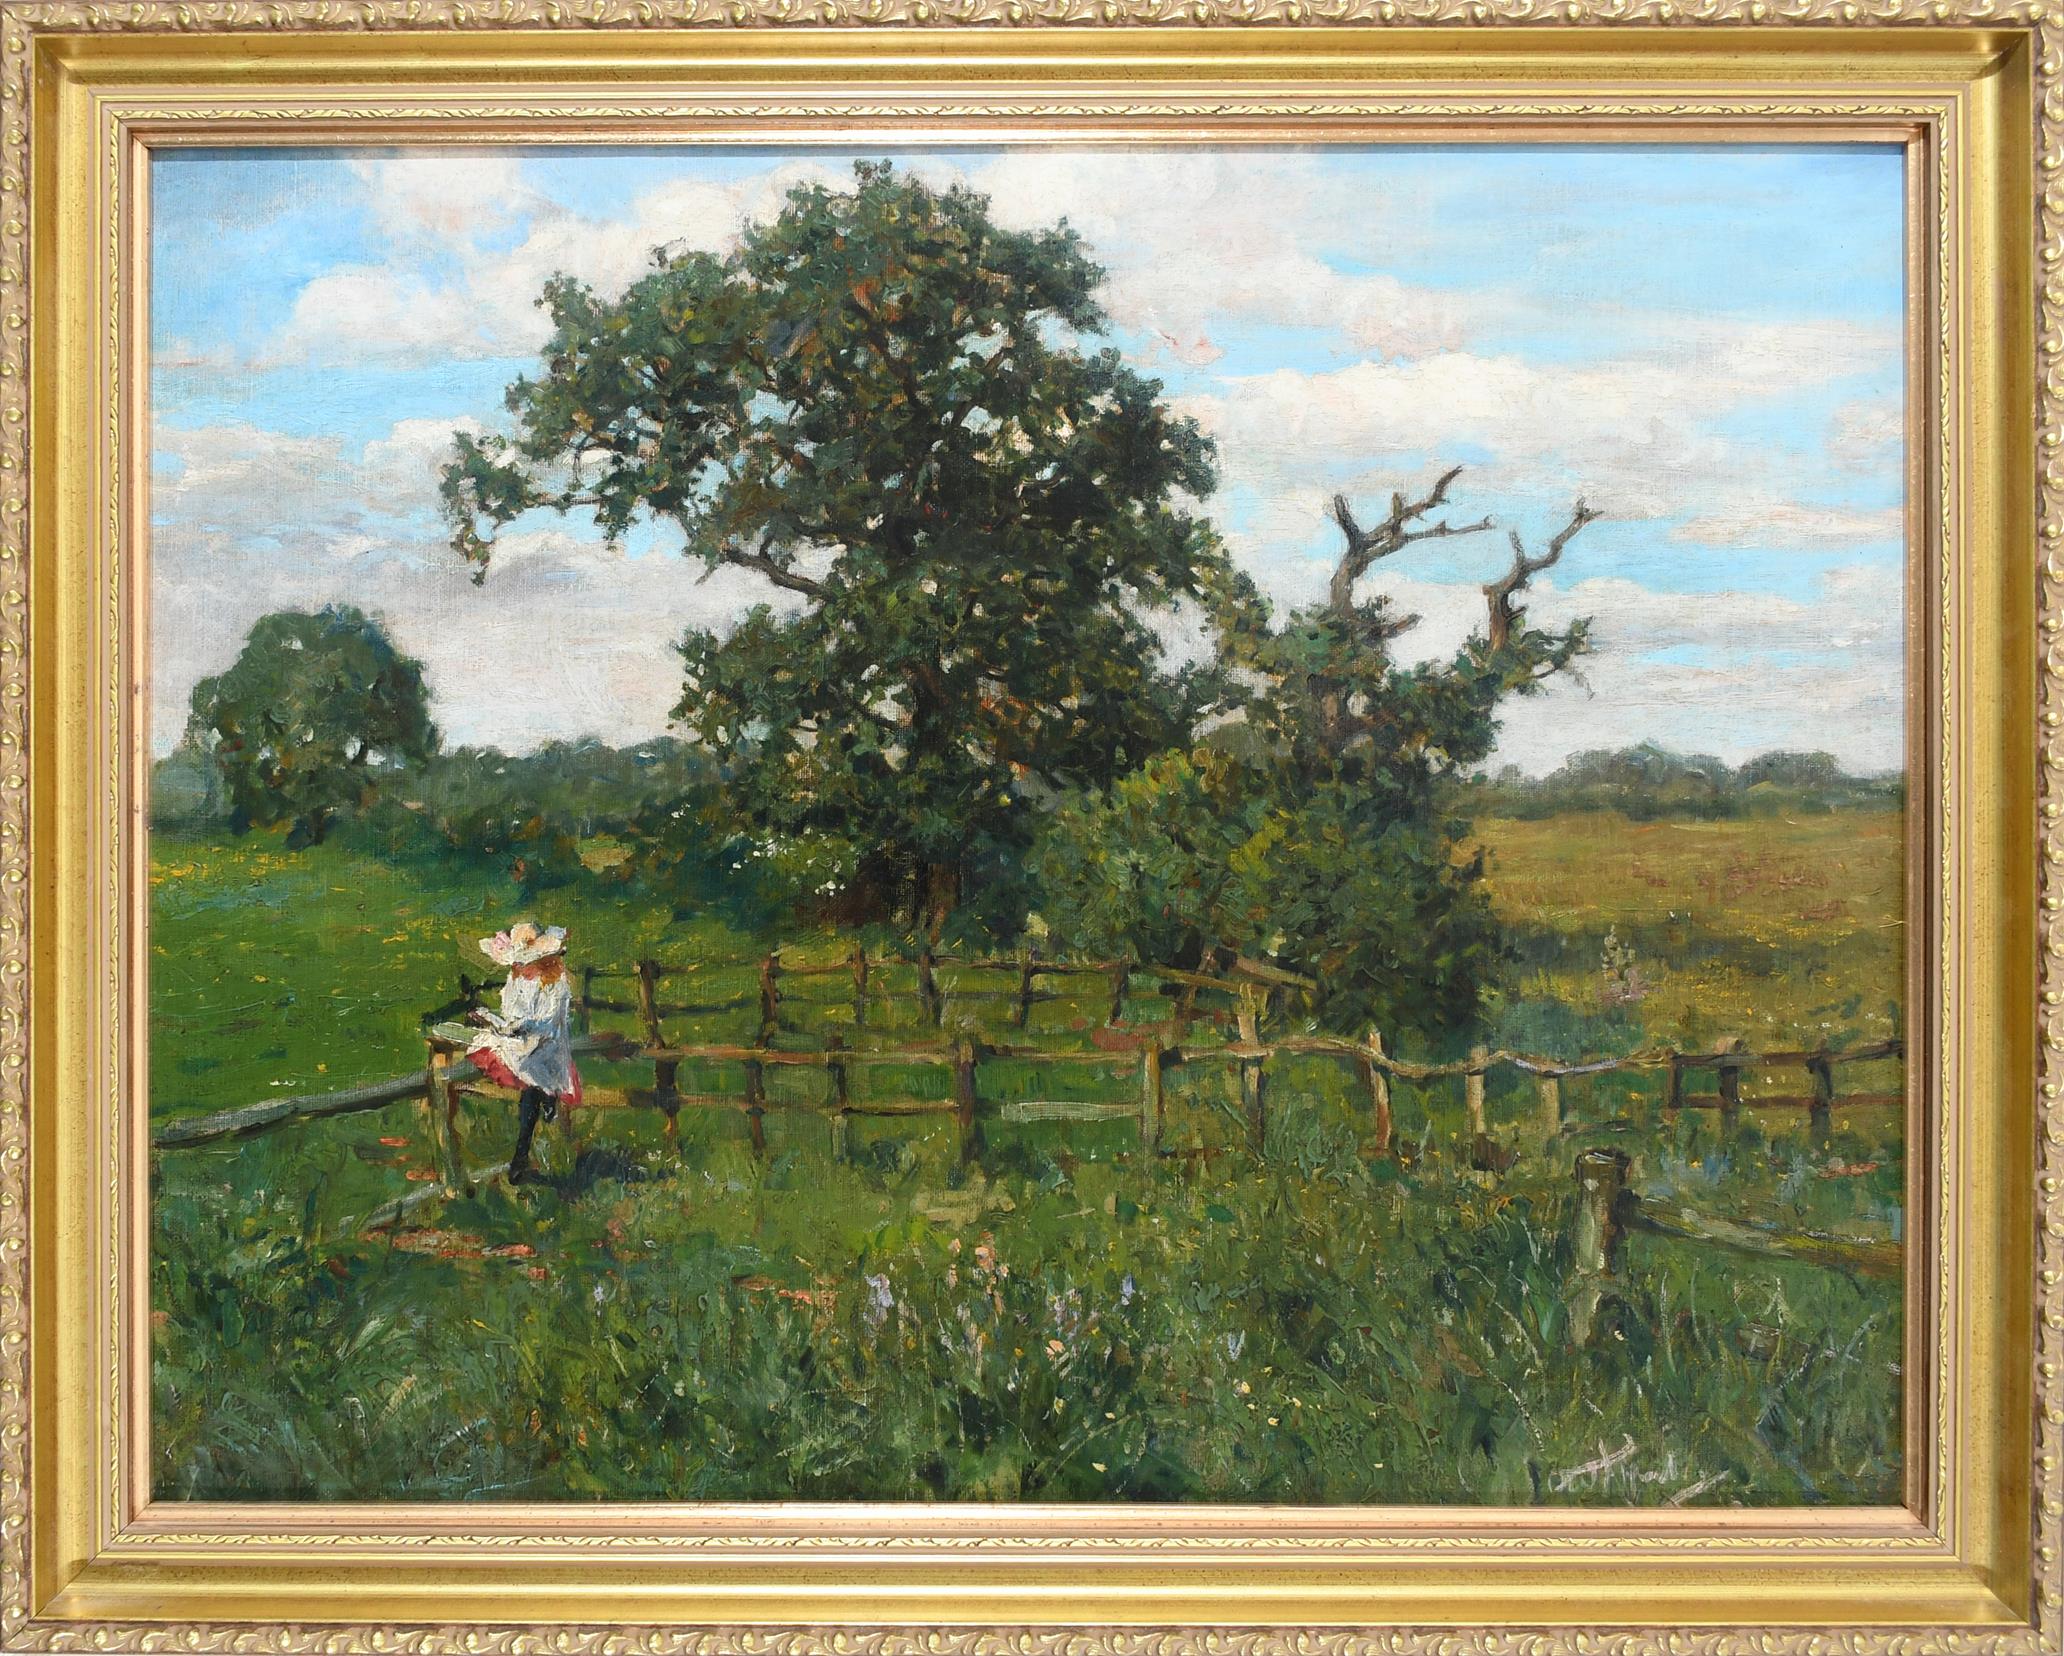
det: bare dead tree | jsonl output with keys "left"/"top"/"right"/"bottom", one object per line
{"left": 1326, "top": 464, "right": 1495, "bottom": 617}
{"left": 1483, "top": 499, "right": 1602, "bottom": 654}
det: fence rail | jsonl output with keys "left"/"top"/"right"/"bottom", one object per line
{"left": 154, "top": 947, "right": 1905, "bottom": 1279}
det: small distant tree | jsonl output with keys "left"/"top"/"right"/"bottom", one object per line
{"left": 1033, "top": 468, "right": 1599, "bottom": 1037}
{"left": 188, "top": 605, "right": 437, "bottom": 849}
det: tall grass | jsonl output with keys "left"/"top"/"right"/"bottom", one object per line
{"left": 149, "top": 810, "right": 1906, "bottom": 1505}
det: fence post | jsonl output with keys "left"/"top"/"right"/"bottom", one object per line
{"left": 579, "top": 965, "right": 596, "bottom": 1036}
{"left": 425, "top": 1039, "right": 465, "bottom": 1195}
{"left": 1464, "top": 1044, "right": 1491, "bottom": 1167}
{"left": 1807, "top": 1043, "right": 1835, "bottom": 1144}
{"left": 1107, "top": 961, "right": 1131, "bottom": 1028}
{"left": 1362, "top": 1028, "right": 1394, "bottom": 1158}
{"left": 1235, "top": 991, "right": 1267, "bottom": 1157}
{"left": 759, "top": 952, "right": 782, "bottom": 1040}
{"left": 851, "top": 945, "right": 869, "bottom": 1031}
{"left": 1176, "top": 977, "right": 1200, "bottom": 1038}
{"left": 1568, "top": 1146, "right": 1631, "bottom": 1345}
{"left": 1015, "top": 950, "right": 1039, "bottom": 1029}
{"left": 744, "top": 1053, "right": 767, "bottom": 1158}
{"left": 637, "top": 959, "right": 679, "bottom": 1133}
{"left": 1716, "top": 1036, "right": 1743, "bottom": 1124}
{"left": 1538, "top": 1071, "right": 1563, "bottom": 1138}
{"left": 919, "top": 947, "right": 941, "bottom": 1026}
{"left": 954, "top": 1038, "right": 981, "bottom": 1165}
{"left": 1138, "top": 1041, "right": 1163, "bottom": 1155}
{"left": 1665, "top": 1053, "right": 1684, "bottom": 1115}
{"left": 825, "top": 1032, "right": 851, "bottom": 1162}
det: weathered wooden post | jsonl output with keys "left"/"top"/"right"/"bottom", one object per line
{"left": 1715, "top": 1036, "right": 1744, "bottom": 1126}
{"left": 1235, "top": 991, "right": 1267, "bottom": 1157}
{"left": 425, "top": 1038, "right": 465, "bottom": 1195}
{"left": 1014, "top": 951, "right": 1039, "bottom": 1029}
{"left": 825, "top": 1031, "right": 851, "bottom": 1162}
{"left": 1107, "top": 961, "right": 1131, "bottom": 1028}
{"left": 758, "top": 951, "right": 782, "bottom": 1040}
{"left": 1568, "top": 1145, "right": 1631, "bottom": 1345}
{"left": 744, "top": 1053, "right": 768, "bottom": 1158}
{"left": 1362, "top": 1029, "right": 1394, "bottom": 1158}
{"left": 850, "top": 945, "right": 869, "bottom": 1031}
{"left": 579, "top": 965, "right": 596, "bottom": 1036}
{"left": 1138, "top": 1041, "right": 1163, "bottom": 1154}
{"left": 918, "top": 947, "right": 942, "bottom": 1026}
{"left": 636, "top": 958, "right": 679, "bottom": 1134}
{"left": 1664, "top": 1052, "right": 1684, "bottom": 1115}
{"left": 1538, "top": 1070, "right": 1563, "bottom": 1138}
{"left": 1175, "top": 975, "right": 1201, "bottom": 1038}
{"left": 1807, "top": 1042, "right": 1836, "bottom": 1145}
{"left": 1465, "top": 1044, "right": 1491, "bottom": 1166}
{"left": 954, "top": 1038, "right": 981, "bottom": 1165}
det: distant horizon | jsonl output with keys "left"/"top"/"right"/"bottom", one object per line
{"left": 149, "top": 718, "right": 1907, "bottom": 786}
{"left": 151, "top": 145, "right": 1909, "bottom": 775}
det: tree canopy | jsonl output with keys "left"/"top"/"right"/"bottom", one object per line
{"left": 1033, "top": 469, "right": 1599, "bottom": 1036}
{"left": 188, "top": 605, "right": 437, "bottom": 849}
{"left": 442, "top": 160, "right": 1233, "bottom": 932}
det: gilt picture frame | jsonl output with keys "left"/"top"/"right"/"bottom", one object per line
{"left": 4, "top": 8, "right": 2048, "bottom": 1649}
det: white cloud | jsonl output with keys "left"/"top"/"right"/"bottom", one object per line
{"left": 351, "top": 154, "right": 541, "bottom": 245}
{"left": 263, "top": 158, "right": 844, "bottom": 368}
{"left": 1183, "top": 318, "right": 1903, "bottom": 575}
{"left": 1829, "top": 398, "right": 1904, "bottom": 472}
{"left": 1672, "top": 499, "right": 1904, "bottom": 550}
{"left": 961, "top": 150, "right": 1507, "bottom": 362}
{"left": 150, "top": 415, "right": 792, "bottom": 753}
{"left": 1351, "top": 561, "right": 1906, "bottom": 773}
{"left": 261, "top": 150, "right": 1525, "bottom": 373}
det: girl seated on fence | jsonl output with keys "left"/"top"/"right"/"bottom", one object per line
{"left": 467, "top": 921, "right": 582, "bottom": 1185}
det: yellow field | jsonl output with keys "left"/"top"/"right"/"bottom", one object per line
{"left": 1474, "top": 809, "right": 1906, "bottom": 1054}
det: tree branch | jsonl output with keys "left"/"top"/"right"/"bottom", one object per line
{"left": 1483, "top": 499, "right": 1602, "bottom": 653}
{"left": 1328, "top": 464, "right": 1495, "bottom": 615}
{"left": 717, "top": 541, "right": 827, "bottom": 600}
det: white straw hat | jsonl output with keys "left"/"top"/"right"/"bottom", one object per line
{"left": 478, "top": 921, "right": 567, "bottom": 966}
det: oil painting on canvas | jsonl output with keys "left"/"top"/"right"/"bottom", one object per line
{"left": 148, "top": 145, "right": 1907, "bottom": 1506}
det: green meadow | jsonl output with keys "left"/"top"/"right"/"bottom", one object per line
{"left": 150, "top": 807, "right": 1907, "bottom": 1506}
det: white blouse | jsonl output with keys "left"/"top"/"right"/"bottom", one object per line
{"left": 475, "top": 972, "right": 576, "bottom": 1098}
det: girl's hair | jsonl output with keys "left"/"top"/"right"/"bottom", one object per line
{"left": 536, "top": 954, "right": 567, "bottom": 984}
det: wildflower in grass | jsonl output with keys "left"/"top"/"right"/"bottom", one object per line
{"left": 863, "top": 1273, "right": 894, "bottom": 1333}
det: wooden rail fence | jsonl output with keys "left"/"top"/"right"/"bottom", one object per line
{"left": 153, "top": 947, "right": 1905, "bottom": 1277}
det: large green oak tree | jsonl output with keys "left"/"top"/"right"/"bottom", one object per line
{"left": 441, "top": 161, "right": 1233, "bottom": 932}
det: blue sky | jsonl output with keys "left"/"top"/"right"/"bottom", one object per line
{"left": 150, "top": 144, "right": 1908, "bottom": 770}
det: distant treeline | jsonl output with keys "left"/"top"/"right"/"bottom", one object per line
{"left": 154, "top": 734, "right": 1904, "bottom": 866}
{"left": 153, "top": 735, "right": 743, "bottom": 899}
{"left": 1457, "top": 743, "right": 1902, "bottom": 820}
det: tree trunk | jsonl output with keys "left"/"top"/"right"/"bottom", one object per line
{"left": 289, "top": 808, "right": 332, "bottom": 849}
{"left": 919, "top": 859, "right": 960, "bottom": 940}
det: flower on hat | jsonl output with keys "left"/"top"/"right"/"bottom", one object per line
{"left": 478, "top": 921, "right": 567, "bottom": 966}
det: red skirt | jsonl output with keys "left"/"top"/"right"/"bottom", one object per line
{"left": 468, "top": 1047, "right": 583, "bottom": 1110}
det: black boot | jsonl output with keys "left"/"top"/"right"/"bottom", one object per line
{"left": 508, "top": 1086, "right": 545, "bottom": 1183}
